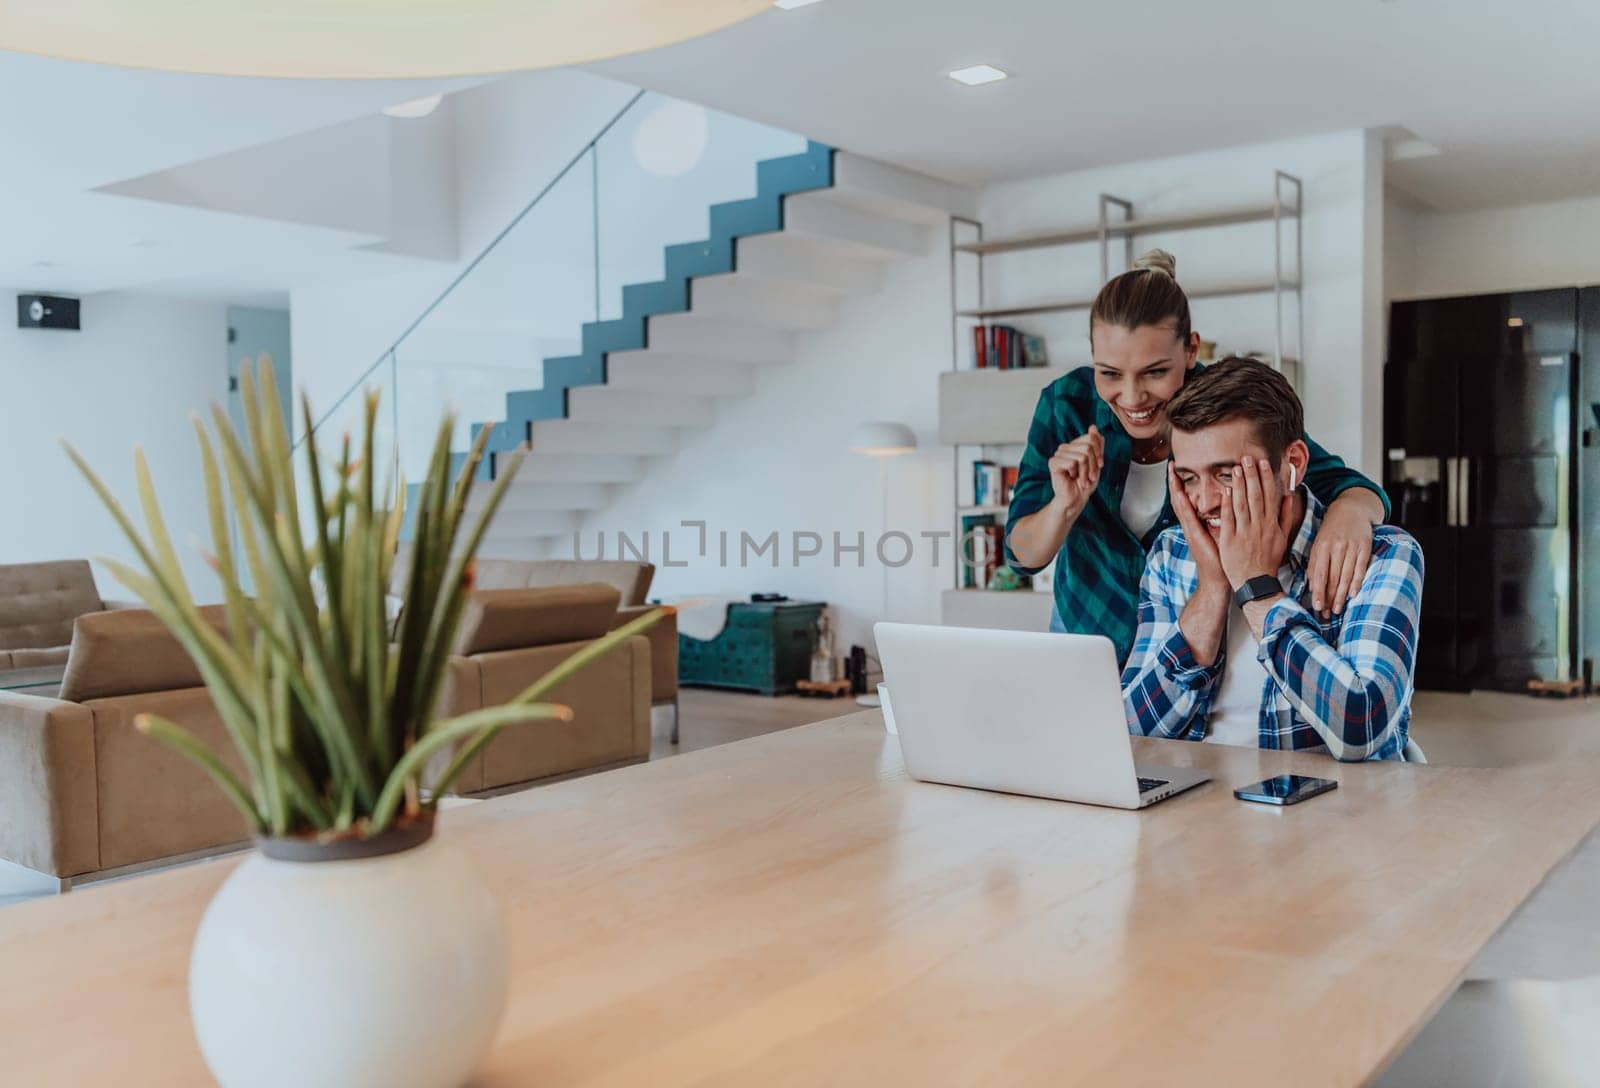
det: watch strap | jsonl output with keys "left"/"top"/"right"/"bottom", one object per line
{"left": 1233, "top": 575, "right": 1283, "bottom": 608}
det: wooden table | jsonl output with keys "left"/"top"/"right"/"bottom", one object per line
{"left": 4, "top": 712, "right": 1599, "bottom": 1086}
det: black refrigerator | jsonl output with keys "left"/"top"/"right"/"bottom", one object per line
{"left": 1385, "top": 288, "right": 1586, "bottom": 692}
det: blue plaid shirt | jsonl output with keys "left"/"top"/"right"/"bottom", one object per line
{"left": 1005, "top": 366, "right": 1389, "bottom": 665}
{"left": 1120, "top": 492, "right": 1424, "bottom": 761}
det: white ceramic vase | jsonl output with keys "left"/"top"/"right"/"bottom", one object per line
{"left": 190, "top": 828, "right": 508, "bottom": 1088}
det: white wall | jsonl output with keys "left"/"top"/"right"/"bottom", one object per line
{"left": 1387, "top": 190, "right": 1600, "bottom": 302}
{"left": 980, "top": 128, "right": 1382, "bottom": 474}
{"left": 0, "top": 291, "right": 225, "bottom": 600}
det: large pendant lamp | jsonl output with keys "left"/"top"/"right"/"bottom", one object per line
{"left": 0, "top": 0, "right": 770, "bottom": 79}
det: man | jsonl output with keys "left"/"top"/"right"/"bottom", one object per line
{"left": 1121, "top": 357, "right": 1424, "bottom": 761}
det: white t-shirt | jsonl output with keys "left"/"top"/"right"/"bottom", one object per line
{"left": 1120, "top": 460, "right": 1168, "bottom": 540}
{"left": 1206, "top": 564, "right": 1294, "bottom": 748}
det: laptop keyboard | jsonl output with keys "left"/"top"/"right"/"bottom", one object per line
{"left": 1137, "top": 777, "right": 1169, "bottom": 793}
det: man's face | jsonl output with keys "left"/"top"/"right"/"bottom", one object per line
{"left": 1170, "top": 418, "right": 1279, "bottom": 539}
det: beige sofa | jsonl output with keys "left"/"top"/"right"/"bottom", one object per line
{"left": 446, "top": 583, "right": 652, "bottom": 793}
{"left": 0, "top": 584, "right": 654, "bottom": 885}
{"left": 0, "top": 560, "right": 106, "bottom": 671}
{"left": 475, "top": 559, "right": 680, "bottom": 742}
{"left": 0, "top": 607, "right": 251, "bottom": 887}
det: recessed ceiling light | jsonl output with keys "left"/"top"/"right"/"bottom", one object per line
{"left": 773, "top": 0, "right": 824, "bottom": 8}
{"left": 948, "top": 64, "right": 1008, "bottom": 86}
{"left": 383, "top": 93, "right": 444, "bottom": 119}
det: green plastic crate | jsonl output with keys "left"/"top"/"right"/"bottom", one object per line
{"left": 678, "top": 600, "right": 824, "bottom": 696}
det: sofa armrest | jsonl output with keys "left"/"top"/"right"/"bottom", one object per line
{"left": 612, "top": 605, "right": 677, "bottom": 703}
{"left": 0, "top": 692, "right": 99, "bottom": 878}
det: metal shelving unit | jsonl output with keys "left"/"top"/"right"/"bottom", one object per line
{"left": 942, "top": 173, "right": 1305, "bottom": 628}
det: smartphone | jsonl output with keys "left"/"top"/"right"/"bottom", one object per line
{"left": 1233, "top": 774, "right": 1337, "bottom": 806}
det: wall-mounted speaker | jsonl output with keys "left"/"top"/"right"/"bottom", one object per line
{"left": 17, "top": 294, "right": 80, "bottom": 330}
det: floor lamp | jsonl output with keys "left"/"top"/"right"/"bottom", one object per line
{"left": 849, "top": 421, "right": 918, "bottom": 707}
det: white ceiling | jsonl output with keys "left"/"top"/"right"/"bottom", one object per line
{"left": 0, "top": 49, "right": 478, "bottom": 303}
{"left": 593, "top": 0, "right": 1600, "bottom": 212}
{"left": 3, "top": 0, "right": 1598, "bottom": 307}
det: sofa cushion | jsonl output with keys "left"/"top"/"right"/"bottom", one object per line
{"left": 470, "top": 559, "right": 654, "bottom": 606}
{"left": 84, "top": 687, "right": 251, "bottom": 871}
{"left": 59, "top": 606, "right": 228, "bottom": 703}
{"left": 0, "top": 560, "right": 103, "bottom": 652}
{"left": 474, "top": 634, "right": 650, "bottom": 790}
{"left": 523, "top": 560, "right": 654, "bottom": 606}
{"left": 471, "top": 560, "right": 537, "bottom": 592}
{"left": 455, "top": 584, "right": 621, "bottom": 656}
{"left": 10, "top": 646, "right": 70, "bottom": 669}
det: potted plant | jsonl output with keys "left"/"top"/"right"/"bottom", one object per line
{"left": 65, "top": 361, "right": 666, "bottom": 1088}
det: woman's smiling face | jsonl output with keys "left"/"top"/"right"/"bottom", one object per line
{"left": 1089, "top": 323, "right": 1198, "bottom": 440}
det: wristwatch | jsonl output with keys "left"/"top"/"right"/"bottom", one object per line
{"left": 1233, "top": 575, "right": 1283, "bottom": 608}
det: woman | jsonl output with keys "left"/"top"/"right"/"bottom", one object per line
{"left": 1005, "top": 249, "right": 1388, "bottom": 665}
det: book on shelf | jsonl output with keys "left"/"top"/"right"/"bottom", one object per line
{"left": 958, "top": 512, "right": 1032, "bottom": 590}
{"left": 1000, "top": 464, "right": 1020, "bottom": 505}
{"left": 958, "top": 513, "right": 996, "bottom": 589}
{"left": 972, "top": 460, "right": 1003, "bottom": 507}
{"left": 971, "top": 324, "right": 1048, "bottom": 370}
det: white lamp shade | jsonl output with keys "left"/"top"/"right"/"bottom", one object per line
{"left": 849, "top": 421, "right": 917, "bottom": 457}
{"left": 0, "top": 0, "right": 769, "bottom": 79}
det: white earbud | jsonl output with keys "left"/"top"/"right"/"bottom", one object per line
{"left": 1288, "top": 465, "right": 1299, "bottom": 491}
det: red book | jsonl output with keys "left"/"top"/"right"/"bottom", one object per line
{"left": 972, "top": 324, "right": 988, "bottom": 369}
{"left": 1001, "top": 465, "right": 1020, "bottom": 505}
{"left": 994, "top": 326, "right": 1011, "bottom": 371}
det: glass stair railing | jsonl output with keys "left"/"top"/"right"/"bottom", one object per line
{"left": 301, "top": 89, "right": 832, "bottom": 511}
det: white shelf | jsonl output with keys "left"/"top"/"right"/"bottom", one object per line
{"left": 957, "top": 504, "right": 1009, "bottom": 516}
{"left": 959, "top": 279, "right": 1301, "bottom": 321}
{"left": 938, "top": 367, "right": 1069, "bottom": 445}
{"left": 953, "top": 204, "right": 1300, "bottom": 256}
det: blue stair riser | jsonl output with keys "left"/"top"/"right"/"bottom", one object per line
{"left": 455, "top": 140, "right": 834, "bottom": 484}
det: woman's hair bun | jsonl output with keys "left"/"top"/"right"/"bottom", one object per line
{"left": 1132, "top": 248, "right": 1177, "bottom": 279}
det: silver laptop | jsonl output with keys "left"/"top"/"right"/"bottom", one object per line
{"left": 874, "top": 622, "right": 1210, "bottom": 809}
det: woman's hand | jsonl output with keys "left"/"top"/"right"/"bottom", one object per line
{"left": 1047, "top": 425, "right": 1104, "bottom": 517}
{"left": 1309, "top": 491, "right": 1380, "bottom": 617}
{"left": 1167, "top": 463, "right": 1227, "bottom": 591}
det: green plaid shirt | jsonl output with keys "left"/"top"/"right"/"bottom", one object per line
{"left": 1004, "top": 366, "right": 1389, "bottom": 665}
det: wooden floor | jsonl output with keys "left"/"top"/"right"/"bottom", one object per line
{"left": 650, "top": 686, "right": 862, "bottom": 761}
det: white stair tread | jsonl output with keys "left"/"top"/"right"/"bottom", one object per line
{"left": 732, "top": 233, "right": 886, "bottom": 295}
{"left": 645, "top": 312, "right": 795, "bottom": 363}
{"left": 505, "top": 453, "right": 646, "bottom": 484}
{"left": 567, "top": 386, "right": 715, "bottom": 425}
{"left": 605, "top": 353, "right": 761, "bottom": 397}
{"left": 473, "top": 481, "right": 611, "bottom": 512}
{"left": 530, "top": 418, "right": 676, "bottom": 456}
{"left": 781, "top": 192, "right": 935, "bottom": 259}
{"left": 826, "top": 152, "right": 979, "bottom": 224}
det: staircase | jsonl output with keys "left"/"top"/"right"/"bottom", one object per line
{"left": 296, "top": 97, "right": 972, "bottom": 549}
{"left": 461, "top": 148, "right": 966, "bottom": 555}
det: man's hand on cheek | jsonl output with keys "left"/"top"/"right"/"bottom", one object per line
{"left": 1217, "top": 456, "right": 1291, "bottom": 592}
